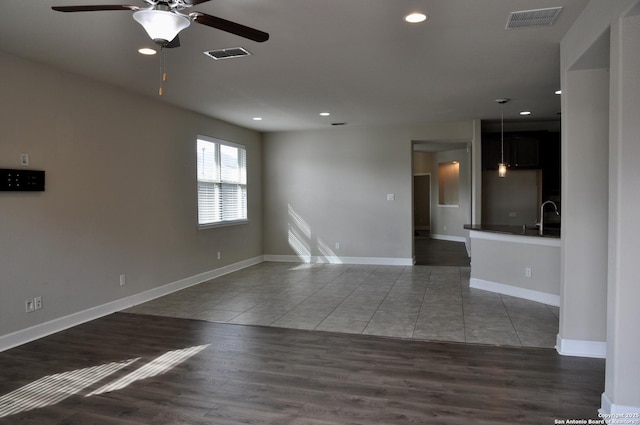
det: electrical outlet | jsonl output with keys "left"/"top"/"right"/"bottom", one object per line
{"left": 119, "top": 274, "right": 126, "bottom": 286}
{"left": 217, "top": 252, "right": 221, "bottom": 260}
{"left": 335, "top": 242, "right": 340, "bottom": 250}
{"left": 525, "top": 267, "right": 532, "bottom": 278}
{"left": 25, "top": 298, "right": 35, "bottom": 313}
{"left": 444, "top": 225, "right": 447, "bottom": 231}
{"left": 34, "top": 296, "right": 42, "bottom": 310}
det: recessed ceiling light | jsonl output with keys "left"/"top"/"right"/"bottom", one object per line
{"left": 520, "top": 111, "right": 532, "bottom": 116}
{"left": 555, "top": 90, "right": 562, "bottom": 95}
{"left": 138, "top": 47, "right": 157, "bottom": 55}
{"left": 252, "top": 117, "right": 263, "bottom": 121}
{"left": 405, "top": 12, "right": 428, "bottom": 23}
{"left": 319, "top": 112, "right": 331, "bottom": 117}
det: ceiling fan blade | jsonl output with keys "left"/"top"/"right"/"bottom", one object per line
{"left": 194, "top": 13, "right": 269, "bottom": 43}
{"left": 164, "top": 35, "right": 180, "bottom": 48}
{"left": 52, "top": 5, "right": 140, "bottom": 12}
{"left": 183, "top": 0, "right": 213, "bottom": 5}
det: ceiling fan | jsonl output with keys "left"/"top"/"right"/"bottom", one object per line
{"left": 51, "top": 0, "right": 269, "bottom": 48}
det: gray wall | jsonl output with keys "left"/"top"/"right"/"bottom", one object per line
{"left": 262, "top": 123, "right": 475, "bottom": 263}
{"left": 0, "top": 52, "right": 263, "bottom": 337}
{"left": 470, "top": 236, "right": 560, "bottom": 297}
{"left": 482, "top": 169, "right": 541, "bottom": 226}
{"left": 262, "top": 126, "right": 413, "bottom": 262}
{"left": 561, "top": 0, "right": 640, "bottom": 412}
{"left": 561, "top": 68, "right": 609, "bottom": 343}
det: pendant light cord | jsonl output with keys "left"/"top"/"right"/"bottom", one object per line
{"left": 496, "top": 98, "right": 510, "bottom": 177}
{"left": 500, "top": 104, "right": 504, "bottom": 164}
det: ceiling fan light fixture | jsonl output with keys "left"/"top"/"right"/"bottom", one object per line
{"left": 133, "top": 9, "right": 191, "bottom": 45}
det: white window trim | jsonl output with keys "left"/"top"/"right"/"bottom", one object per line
{"left": 196, "top": 135, "right": 248, "bottom": 230}
{"left": 198, "top": 218, "right": 249, "bottom": 230}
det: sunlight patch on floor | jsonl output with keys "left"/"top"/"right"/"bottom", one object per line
{"left": 0, "top": 357, "right": 138, "bottom": 418}
{"left": 87, "top": 344, "right": 210, "bottom": 396}
{"left": 0, "top": 344, "right": 210, "bottom": 418}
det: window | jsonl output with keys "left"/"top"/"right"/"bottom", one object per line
{"left": 197, "top": 136, "right": 247, "bottom": 227}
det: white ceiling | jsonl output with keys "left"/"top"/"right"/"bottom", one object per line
{"left": 0, "top": 0, "right": 589, "bottom": 133}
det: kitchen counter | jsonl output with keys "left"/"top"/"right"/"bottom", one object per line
{"left": 464, "top": 224, "right": 560, "bottom": 238}
{"left": 465, "top": 224, "right": 560, "bottom": 306}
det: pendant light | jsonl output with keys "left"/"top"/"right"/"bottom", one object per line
{"left": 496, "top": 98, "right": 510, "bottom": 178}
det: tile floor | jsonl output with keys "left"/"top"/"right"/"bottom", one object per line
{"left": 124, "top": 262, "right": 560, "bottom": 348}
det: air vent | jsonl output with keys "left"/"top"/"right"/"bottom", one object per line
{"left": 506, "top": 7, "right": 563, "bottom": 29}
{"left": 203, "top": 47, "right": 252, "bottom": 60}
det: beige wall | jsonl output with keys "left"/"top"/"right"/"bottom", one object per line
{"left": 0, "top": 52, "right": 263, "bottom": 338}
{"left": 431, "top": 149, "right": 471, "bottom": 240}
{"left": 412, "top": 151, "right": 433, "bottom": 174}
{"left": 437, "top": 162, "right": 460, "bottom": 206}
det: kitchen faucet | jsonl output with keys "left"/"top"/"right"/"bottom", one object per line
{"left": 539, "top": 200, "right": 559, "bottom": 236}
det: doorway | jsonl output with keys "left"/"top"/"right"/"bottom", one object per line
{"left": 413, "top": 173, "right": 470, "bottom": 266}
{"left": 411, "top": 143, "right": 471, "bottom": 266}
{"left": 413, "top": 174, "right": 431, "bottom": 237}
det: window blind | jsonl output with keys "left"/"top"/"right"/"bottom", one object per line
{"left": 197, "top": 137, "right": 247, "bottom": 226}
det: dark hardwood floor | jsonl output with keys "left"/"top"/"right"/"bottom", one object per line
{"left": 414, "top": 235, "right": 471, "bottom": 267}
{"left": 0, "top": 312, "right": 604, "bottom": 424}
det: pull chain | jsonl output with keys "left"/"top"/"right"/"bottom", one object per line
{"left": 159, "top": 47, "right": 167, "bottom": 96}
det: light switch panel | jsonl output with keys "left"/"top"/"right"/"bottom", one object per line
{"left": 20, "top": 154, "right": 30, "bottom": 166}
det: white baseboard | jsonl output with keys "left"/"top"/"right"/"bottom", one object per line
{"left": 600, "top": 393, "right": 640, "bottom": 420}
{"left": 0, "top": 256, "right": 264, "bottom": 353}
{"left": 469, "top": 277, "right": 560, "bottom": 306}
{"left": 125, "top": 256, "right": 263, "bottom": 307}
{"left": 0, "top": 297, "right": 132, "bottom": 355}
{"left": 262, "top": 254, "right": 413, "bottom": 266}
{"left": 431, "top": 234, "right": 468, "bottom": 243}
{"left": 430, "top": 234, "right": 471, "bottom": 257}
{"left": 556, "top": 334, "right": 607, "bottom": 358}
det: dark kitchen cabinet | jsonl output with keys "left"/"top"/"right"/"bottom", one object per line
{"left": 482, "top": 130, "right": 560, "bottom": 198}
{"left": 482, "top": 131, "right": 544, "bottom": 170}
{"left": 510, "top": 133, "right": 540, "bottom": 168}
{"left": 483, "top": 134, "right": 510, "bottom": 170}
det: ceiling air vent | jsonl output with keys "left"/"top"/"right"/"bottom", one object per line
{"left": 203, "top": 47, "right": 252, "bottom": 60}
{"left": 506, "top": 7, "right": 563, "bottom": 29}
